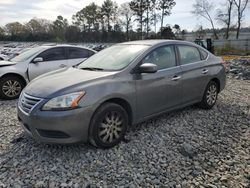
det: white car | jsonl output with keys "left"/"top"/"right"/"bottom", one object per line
{"left": 0, "top": 45, "right": 96, "bottom": 99}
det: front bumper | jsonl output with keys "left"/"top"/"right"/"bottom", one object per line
{"left": 18, "top": 104, "right": 94, "bottom": 144}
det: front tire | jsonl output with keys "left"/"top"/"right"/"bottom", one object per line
{"left": 199, "top": 81, "right": 218, "bottom": 109}
{"left": 0, "top": 76, "right": 25, "bottom": 100}
{"left": 89, "top": 103, "right": 128, "bottom": 149}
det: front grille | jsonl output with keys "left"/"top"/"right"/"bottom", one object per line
{"left": 19, "top": 93, "right": 42, "bottom": 114}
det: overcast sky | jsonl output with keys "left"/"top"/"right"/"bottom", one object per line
{"left": 0, "top": 0, "right": 249, "bottom": 31}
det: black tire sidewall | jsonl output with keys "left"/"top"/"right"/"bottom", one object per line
{"left": 0, "top": 76, "right": 25, "bottom": 100}
{"left": 89, "top": 103, "right": 128, "bottom": 149}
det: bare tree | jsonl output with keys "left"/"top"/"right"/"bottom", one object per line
{"left": 119, "top": 3, "right": 133, "bottom": 40}
{"left": 158, "top": 0, "right": 176, "bottom": 37}
{"left": 233, "top": 0, "right": 249, "bottom": 39}
{"left": 216, "top": 0, "right": 234, "bottom": 39}
{"left": 192, "top": 0, "right": 218, "bottom": 39}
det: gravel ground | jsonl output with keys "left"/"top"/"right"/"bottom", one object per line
{"left": 0, "top": 77, "right": 249, "bottom": 188}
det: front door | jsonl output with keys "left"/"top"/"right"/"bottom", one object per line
{"left": 135, "top": 45, "right": 182, "bottom": 120}
{"left": 28, "top": 47, "right": 67, "bottom": 80}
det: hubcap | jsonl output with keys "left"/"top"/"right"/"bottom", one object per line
{"left": 99, "top": 111, "right": 123, "bottom": 143}
{"left": 2, "top": 80, "right": 22, "bottom": 97}
{"left": 206, "top": 85, "right": 217, "bottom": 106}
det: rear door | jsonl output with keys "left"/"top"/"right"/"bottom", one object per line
{"left": 135, "top": 45, "right": 182, "bottom": 120}
{"left": 28, "top": 47, "right": 67, "bottom": 80}
{"left": 66, "top": 47, "right": 94, "bottom": 66}
{"left": 177, "top": 45, "right": 210, "bottom": 104}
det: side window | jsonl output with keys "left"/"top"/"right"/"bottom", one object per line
{"left": 200, "top": 49, "right": 208, "bottom": 60}
{"left": 38, "top": 48, "right": 66, "bottom": 61}
{"left": 178, "top": 45, "right": 201, "bottom": 65}
{"left": 143, "top": 45, "right": 176, "bottom": 70}
{"left": 68, "top": 48, "right": 90, "bottom": 59}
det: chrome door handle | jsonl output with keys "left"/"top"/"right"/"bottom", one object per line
{"left": 171, "top": 75, "right": 181, "bottom": 81}
{"left": 202, "top": 69, "right": 209, "bottom": 74}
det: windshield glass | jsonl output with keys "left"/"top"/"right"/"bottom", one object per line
{"left": 78, "top": 44, "right": 149, "bottom": 71}
{"left": 10, "top": 47, "right": 44, "bottom": 62}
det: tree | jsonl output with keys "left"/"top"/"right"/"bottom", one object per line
{"left": 144, "top": 0, "right": 152, "bottom": 38}
{"left": 158, "top": 0, "right": 176, "bottom": 37}
{"left": 173, "top": 24, "right": 181, "bottom": 38}
{"left": 101, "top": 0, "right": 118, "bottom": 32}
{"left": 233, "top": 0, "right": 249, "bottom": 39}
{"left": 72, "top": 10, "right": 86, "bottom": 31}
{"left": 192, "top": 0, "right": 218, "bottom": 39}
{"left": 130, "top": 0, "right": 148, "bottom": 39}
{"left": 52, "top": 15, "right": 68, "bottom": 42}
{"left": 216, "top": 0, "right": 234, "bottom": 39}
{"left": 150, "top": 0, "right": 161, "bottom": 34}
{"left": 160, "top": 25, "right": 175, "bottom": 39}
{"left": 5, "top": 22, "right": 26, "bottom": 37}
{"left": 83, "top": 3, "right": 100, "bottom": 32}
{"left": 119, "top": 2, "right": 133, "bottom": 40}
{"left": 0, "top": 27, "right": 4, "bottom": 36}
{"left": 195, "top": 25, "right": 206, "bottom": 39}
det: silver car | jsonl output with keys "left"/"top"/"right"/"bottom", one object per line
{"left": 0, "top": 45, "right": 96, "bottom": 99}
{"left": 17, "top": 40, "right": 226, "bottom": 148}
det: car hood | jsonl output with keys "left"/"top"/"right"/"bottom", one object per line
{"left": 0, "top": 61, "right": 16, "bottom": 67}
{"left": 24, "top": 67, "right": 117, "bottom": 98}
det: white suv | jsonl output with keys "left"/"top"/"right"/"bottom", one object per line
{"left": 0, "top": 45, "right": 96, "bottom": 99}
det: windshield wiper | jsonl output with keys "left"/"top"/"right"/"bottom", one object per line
{"left": 80, "top": 67, "right": 104, "bottom": 71}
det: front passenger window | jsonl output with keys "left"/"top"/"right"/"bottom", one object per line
{"left": 38, "top": 48, "right": 66, "bottom": 62}
{"left": 178, "top": 45, "right": 201, "bottom": 65}
{"left": 143, "top": 45, "right": 176, "bottom": 70}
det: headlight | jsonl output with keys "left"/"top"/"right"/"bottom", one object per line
{"left": 42, "top": 91, "right": 85, "bottom": 111}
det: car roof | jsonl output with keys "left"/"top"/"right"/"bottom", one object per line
{"left": 40, "top": 44, "right": 96, "bottom": 52}
{"left": 120, "top": 39, "right": 198, "bottom": 46}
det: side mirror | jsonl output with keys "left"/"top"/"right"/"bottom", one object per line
{"left": 33, "top": 57, "right": 43, "bottom": 63}
{"left": 139, "top": 63, "right": 158, "bottom": 74}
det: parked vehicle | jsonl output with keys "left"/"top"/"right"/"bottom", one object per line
{"left": 0, "top": 45, "right": 96, "bottom": 99}
{"left": 17, "top": 40, "right": 226, "bottom": 148}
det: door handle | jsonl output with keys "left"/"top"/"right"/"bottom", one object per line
{"left": 171, "top": 75, "right": 181, "bottom": 81}
{"left": 59, "top": 64, "right": 67, "bottom": 68}
{"left": 202, "top": 69, "right": 209, "bottom": 74}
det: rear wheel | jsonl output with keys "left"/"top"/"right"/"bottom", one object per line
{"left": 89, "top": 103, "right": 128, "bottom": 149}
{"left": 199, "top": 81, "right": 218, "bottom": 109}
{"left": 0, "top": 76, "right": 25, "bottom": 100}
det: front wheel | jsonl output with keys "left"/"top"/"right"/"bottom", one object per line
{"left": 89, "top": 103, "right": 129, "bottom": 149}
{"left": 199, "top": 81, "right": 218, "bottom": 109}
{"left": 0, "top": 76, "right": 25, "bottom": 100}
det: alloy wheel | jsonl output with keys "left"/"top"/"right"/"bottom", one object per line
{"left": 98, "top": 111, "right": 124, "bottom": 143}
{"left": 206, "top": 84, "right": 217, "bottom": 106}
{"left": 2, "top": 80, "right": 22, "bottom": 98}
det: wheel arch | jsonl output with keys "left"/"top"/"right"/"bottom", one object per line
{"left": 0, "top": 73, "right": 27, "bottom": 86}
{"left": 93, "top": 97, "right": 133, "bottom": 126}
{"left": 210, "top": 77, "right": 221, "bottom": 93}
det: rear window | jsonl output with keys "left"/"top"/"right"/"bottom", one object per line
{"left": 178, "top": 45, "right": 201, "bottom": 65}
{"left": 68, "top": 48, "right": 90, "bottom": 59}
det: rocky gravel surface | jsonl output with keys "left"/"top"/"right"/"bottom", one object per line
{"left": 0, "top": 77, "right": 249, "bottom": 187}
{"left": 226, "top": 57, "right": 250, "bottom": 80}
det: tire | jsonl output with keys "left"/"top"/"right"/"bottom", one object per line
{"left": 198, "top": 81, "right": 218, "bottom": 109}
{"left": 89, "top": 103, "right": 129, "bottom": 149}
{"left": 0, "top": 76, "right": 25, "bottom": 100}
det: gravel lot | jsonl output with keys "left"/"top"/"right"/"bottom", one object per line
{"left": 0, "top": 77, "right": 249, "bottom": 188}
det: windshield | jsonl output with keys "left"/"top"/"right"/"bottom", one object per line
{"left": 78, "top": 44, "right": 149, "bottom": 71}
{"left": 10, "top": 47, "right": 45, "bottom": 62}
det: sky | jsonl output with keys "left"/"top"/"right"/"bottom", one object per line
{"left": 0, "top": 0, "right": 249, "bottom": 31}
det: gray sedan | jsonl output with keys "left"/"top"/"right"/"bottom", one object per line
{"left": 17, "top": 40, "right": 226, "bottom": 148}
